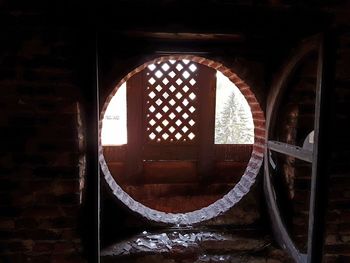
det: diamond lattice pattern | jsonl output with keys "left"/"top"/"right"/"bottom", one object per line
{"left": 146, "top": 59, "right": 199, "bottom": 143}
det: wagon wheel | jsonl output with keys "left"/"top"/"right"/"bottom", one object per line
{"left": 264, "top": 33, "right": 336, "bottom": 263}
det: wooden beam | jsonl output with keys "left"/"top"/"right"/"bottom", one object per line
{"left": 80, "top": 31, "right": 100, "bottom": 263}
{"left": 197, "top": 65, "right": 217, "bottom": 181}
{"left": 124, "top": 31, "right": 245, "bottom": 42}
{"left": 96, "top": 3, "right": 331, "bottom": 39}
{"left": 268, "top": 140, "right": 313, "bottom": 163}
{"left": 126, "top": 71, "right": 144, "bottom": 183}
{"left": 307, "top": 31, "right": 336, "bottom": 263}
{"left": 104, "top": 144, "right": 253, "bottom": 162}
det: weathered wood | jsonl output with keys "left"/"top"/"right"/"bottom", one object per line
{"left": 198, "top": 65, "right": 217, "bottom": 180}
{"left": 268, "top": 140, "right": 313, "bottom": 163}
{"left": 105, "top": 162, "right": 126, "bottom": 184}
{"left": 104, "top": 144, "right": 253, "bottom": 162}
{"left": 97, "top": 2, "right": 330, "bottom": 40}
{"left": 103, "top": 145, "right": 127, "bottom": 162}
{"left": 214, "top": 161, "right": 249, "bottom": 184}
{"left": 124, "top": 31, "right": 245, "bottom": 42}
{"left": 81, "top": 33, "right": 100, "bottom": 263}
{"left": 143, "top": 161, "right": 198, "bottom": 183}
{"left": 143, "top": 145, "right": 197, "bottom": 160}
{"left": 126, "top": 71, "right": 144, "bottom": 181}
{"left": 107, "top": 160, "right": 248, "bottom": 185}
{"left": 307, "top": 32, "right": 336, "bottom": 263}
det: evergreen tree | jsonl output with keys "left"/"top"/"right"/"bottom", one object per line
{"left": 215, "top": 92, "right": 253, "bottom": 144}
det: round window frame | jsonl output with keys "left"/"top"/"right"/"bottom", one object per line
{"left": 99, "top": 55, "right": 265, "bottom": 225}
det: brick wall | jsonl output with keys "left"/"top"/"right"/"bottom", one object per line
{"left": 323, "top": 31, "right": 350, "bottom": 263}
{"left": 0, "top": 27, "right": 86, "bottom": 262}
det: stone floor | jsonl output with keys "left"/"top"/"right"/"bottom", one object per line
{"left": 101, "top": 227, "right": 293, "bottom": 263}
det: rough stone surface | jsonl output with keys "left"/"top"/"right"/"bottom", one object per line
{"left": 101, "top": 229, "right": 293, "bottom": 263}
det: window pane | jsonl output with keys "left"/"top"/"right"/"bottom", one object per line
{"left": 215, "top": 71, "right": 254, "bottom": 144}
{"left": 101, "top": 83, "right": 127, "bottom": 145}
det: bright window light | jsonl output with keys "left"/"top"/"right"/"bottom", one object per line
{"left": 101, "top": 83, "right": 127, "bottom": 145}
{"left": 215, "top": 71, "right": 254, "bottom": 144}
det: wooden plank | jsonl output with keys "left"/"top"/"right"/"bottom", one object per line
{"left": 268, "top": 140, "right": 313, "bottom": 163}
{"left": 102, "top": 145, "right": 127, "bottom": 162}
{"left": 142, "top": 161, "right": 248, "bottom": 184}
{"left": 124, "top": 31, "right": 245, "bottom": 42}
{"left": 307, "top": 32, "right": 336, "bottom": 263}
{"left": 126, "top": 71, "right": 144, "bottom": 182}
{"left": 143, "top": 161, "right": 198, "bottom": 183}
{"left": 143, "top": 145, "right": 197, "bottom": 160}
{"left": 105, "top": 160, "right": 249, "bottom": 185}
{"left": 97, "top": 3, "right": 329, "bottom": 39}
{"left": 105, "top": 144, "right": 253, "bottom": 162}
{"left": 214, "top": 161, "right": 250, "bottom": 183}
{"left": 105, "top": 162, "right": 126, "bottom": 184}
{"left": 197, "top": 65, "right": 217, "bottom": 180}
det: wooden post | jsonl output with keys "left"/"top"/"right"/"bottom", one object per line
{"left": 198, "top": 66, "right": 216, "bottom": 181}
{"left": 79, "top": 31, "right": 100, "bottom": 262}
{"left": 126, "top": 71, "right": 144, "bottom": 183}
{"left": 307, "top": 32, "right": 336, "bottom": 263}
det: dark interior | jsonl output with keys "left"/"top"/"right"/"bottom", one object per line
{"left": 1, "top": 1, "right": 350, "bottom": 263}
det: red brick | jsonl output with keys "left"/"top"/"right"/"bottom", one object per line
{"left": 254, "top": 128, "right": 265, "bottom": 137}
{"left": 254, "top": 119, "right": 265, "bottom": 128}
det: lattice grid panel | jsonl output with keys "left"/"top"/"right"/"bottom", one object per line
{"left": 145, "top": 59, "right": 200, "bottom": 143}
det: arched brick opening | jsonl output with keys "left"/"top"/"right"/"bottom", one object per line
{"left": 99, "top": 55, "right": 265, "bottom": 225}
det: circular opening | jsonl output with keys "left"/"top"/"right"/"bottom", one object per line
{"left": 99, "top": 55, "right": 265, "bottom": 225}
